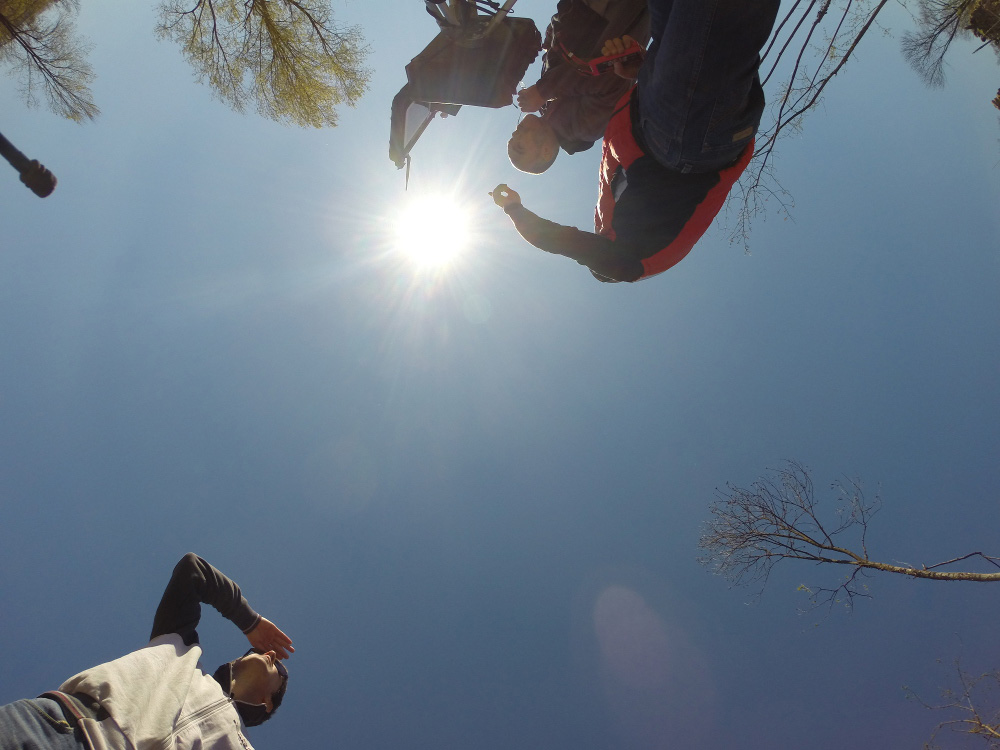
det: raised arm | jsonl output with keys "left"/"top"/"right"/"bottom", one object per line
{"left": 491, "top": 185, "right": 643, "bottom": 282}
{"left": 150, "top": 553, "right": 264, "bottom": 647}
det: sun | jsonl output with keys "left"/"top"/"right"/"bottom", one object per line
{"left": 391, "top": 193, "right": 473, "bottom": 269}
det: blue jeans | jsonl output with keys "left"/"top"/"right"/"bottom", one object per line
{"left": 636, "top": 0, "right": 781, "bottom": 173}
{"left": 0, "top": 700, "right": 85, "bottom": 750}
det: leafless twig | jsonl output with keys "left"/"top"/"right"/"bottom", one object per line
{"left": 699, "top": 461, "right": 1000, "bottom": 612}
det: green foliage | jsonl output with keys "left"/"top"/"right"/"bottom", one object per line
{"left": 0, "top": 0, "right": 55, "bottom": 43}
{"left": 968, "top": 0, "right": 1000, "bottom": 44}
{"left": 156, "top": 0, "right": 372, "bottom": 128}
{"left": 0, "top": 0, "right": 98, "bottom": 121}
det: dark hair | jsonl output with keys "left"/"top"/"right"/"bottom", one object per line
{"left": 212, "top": 661, "right": 233, "bottom": 694}
{"left": 269, "top": 676, "right": 287, "bottom": 715}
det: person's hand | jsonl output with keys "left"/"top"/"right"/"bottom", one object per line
{"left": 489, "top": 184, "right": 521, "bottom": 209}
{"left": 247, "top": 617, "right": 295, "bottom": 660}
{"left": 516, "top": 85, "right": 546, "bottom": 113}
{"left": 601, "top": 35, "right": 643, "bottom": 80}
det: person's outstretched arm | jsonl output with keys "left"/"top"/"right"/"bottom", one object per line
{"left": 150, "top": 553, "right": 293, "bottom": 658}
{"left": 491, "top": 185, "right": 643, "bottom": 282}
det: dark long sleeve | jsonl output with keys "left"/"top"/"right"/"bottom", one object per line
{"left": 533, "top": 25, "right": 632, "bottom": 152}
{"left": 537, "top": 71, "right": 632, "bottom": 152}
{"left": 503, "top": 203, "right": 643, "bottom": 282}
{"left": 530, "top": 0, "right": 643, "bottom": 153}
{"left": 150, "top": 553, "right": 261, "bottom": 646}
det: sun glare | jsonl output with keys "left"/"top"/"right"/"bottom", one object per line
{"left": 392, "top": 194, "right": 473, "bottom": 269}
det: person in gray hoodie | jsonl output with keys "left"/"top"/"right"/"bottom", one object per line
{"left": 0, "top": 553, "right": 292, "bottom": 750}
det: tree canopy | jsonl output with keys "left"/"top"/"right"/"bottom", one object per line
{"left": 1, "top": 0, "right": 371, "bottom": 126}
{"left": 155, "top": 0, "right": 371, "bottom": 128}
{"left": 902, "top": 0, "right": 1000, "bottom": 89}
{"left": 0, "top": 0, "right": 98, "bottom": 121}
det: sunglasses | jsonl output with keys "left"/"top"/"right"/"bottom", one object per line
{"left": 243, "top": 648, "right": 288, "bottom": 680}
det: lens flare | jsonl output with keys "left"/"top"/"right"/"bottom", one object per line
{"left": 392, "top": 194, "right": 472, "bottom": 269}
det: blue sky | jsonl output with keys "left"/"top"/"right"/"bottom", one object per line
{"left": 2, "top": 1, "right": 999, "bottom": 748}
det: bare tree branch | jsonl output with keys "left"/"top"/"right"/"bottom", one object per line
{"left": 730, "top": 0, "right": 1000, "bottom": 248}
{"left": 906, "top": 659, "right": 1000, "bottom": 748}
{"left": 727, "top": 0, "right": 896, "bottom": 250}
{"left": 698, "top": 461, "right": 1000, "bottom": 611}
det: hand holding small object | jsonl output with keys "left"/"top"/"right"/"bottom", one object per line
{"left": 600, "top": 35, "right": 643, "bottom": 79}
{"left": 489, "top": 184, "right": 521, "bottom": 209}
{"left": 516, "top": 86, "right": 546, "bottom": 113}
